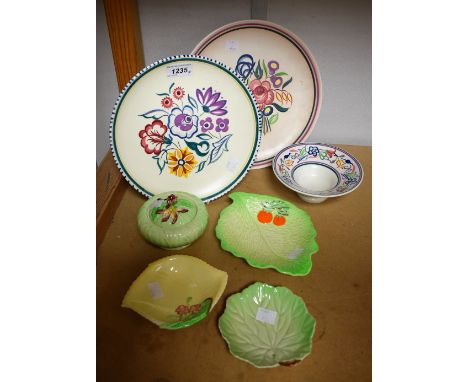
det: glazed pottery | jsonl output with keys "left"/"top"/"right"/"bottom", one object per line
{"left": 110, "top": 55, "right": 261, "bottom": 202}
{"left": 273, "top": 143, "right": 364, "bottom": 203}
{"left": 193, "top": 20, "right": 322, "bottom": 168}
{"left": 137, "top": 191, "right": 208, "bottom": 249}
{"left": 216, "top": 192, "right": 318, "bottom": 276}
{"left": 122, "top": 255, "right": 228, "bottom": 330}
{"left": 219, "top": 282, "right": 316, "bottom": 368}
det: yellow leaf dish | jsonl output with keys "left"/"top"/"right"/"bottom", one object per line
{"left": 122, "top": 255, "right": 228, "bottom": 329}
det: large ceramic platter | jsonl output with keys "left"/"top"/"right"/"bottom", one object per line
{"left": 219, "top": 282, "right": 316, "bottom": 367}
{"left": 110, "top": 55, "right": 261, "bottom": 202}
{"left": 193, "top": 20, "right": 322, "bottom": 168}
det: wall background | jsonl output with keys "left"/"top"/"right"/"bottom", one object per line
{"left": 96, "top": 0, "right": 371, "bottom": 165}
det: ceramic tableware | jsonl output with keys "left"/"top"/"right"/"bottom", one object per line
{"left": 273, "top": 143, "right": 364, "bottom": 203}
{"left": 216, "top": 192, "right": 318, "bottom": 276}
{"left": 137, "top": 191, "right": 208, "bottom": 249}
{"left": 122, "top": 255, "right": 228, "bottom": 330}
{"left": 110, "top": 55, "right": 261, "bottom": 202}
{"left": 193, "top": 20, "right": 322, "bottom": 168}
{"left": 219, "top": 282, "right": 316, "bottom": 368}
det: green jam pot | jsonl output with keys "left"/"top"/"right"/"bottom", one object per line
{"left": 137, "top": 191, "right": 208, "bottom": 249}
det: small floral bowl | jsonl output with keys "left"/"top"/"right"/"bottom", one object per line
{"left": 272, "top": 143, "right": 364, "bottom": 203}
{"left": 137, "top": 191, "right": 208, "bottom": 249}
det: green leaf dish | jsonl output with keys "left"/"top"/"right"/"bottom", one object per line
{"left": 219, "top": 282, "right": 316, "bottom": 368}
{"left": 215, "top": 192, "right": 318, "bottom": 276}
{"left": 138, "top": 191, "right": 208, "bottom": 249}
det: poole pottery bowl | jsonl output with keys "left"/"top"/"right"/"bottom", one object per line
{"left": 273, "top": 143, "right": 364, "bottom": 203}
{"left": 122, "top": 255, "right": 228, "bottom": 329}
{"left": 219, "top": 282, "right": 316, "bottom": 368}
{"left": 216, "top": 192, "right": 318, "bottom": 276}
{"left": 137, "top": 191, "right": 208, "bottom": 249}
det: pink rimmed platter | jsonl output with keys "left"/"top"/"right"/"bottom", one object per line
{"left": 192, "top": 20, "right": 322, "bottom": 168}
{"left": 110, "top": 55, "right": 261, "bottom": 202}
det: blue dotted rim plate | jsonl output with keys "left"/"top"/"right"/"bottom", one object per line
{"left": 109, "top": 54, "right": 262, "bottom": 203}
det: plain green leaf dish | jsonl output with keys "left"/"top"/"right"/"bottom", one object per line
{"left": 219, "top": 282, "right": 316, "bottom": 368}
{"left": 215, "top": 192, "right": 318, "bottom": 276}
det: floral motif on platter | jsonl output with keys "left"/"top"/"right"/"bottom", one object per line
{"left": 138, "top": 83, "right": 232, "bottom": 178}
{"left": 235, "top": 54, "right": 293, "bottom": 135}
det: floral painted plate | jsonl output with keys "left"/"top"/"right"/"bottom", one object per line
{"left": 219, "top": 282, "right": 316, "bottom": 368}
{"left": 122, "top": 255, "right": 228, "bottom": 330}
{"left": 216, "top": 192, "right": 318, "bottom": 276}
{"left": 193, "top": 20, "right": 322, "bottom": 168}
{"left": 110, "top": 55, "right": 261, "bottom": 202}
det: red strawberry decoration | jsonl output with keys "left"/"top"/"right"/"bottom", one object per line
{"left": 257, "top": 210, "right": 273, "bottom": 224}
{"left": 257, "top": 200, "right": 289, "bottom": 226}
{"left": 273, "top": 215, "right": 286, "bottom": 226}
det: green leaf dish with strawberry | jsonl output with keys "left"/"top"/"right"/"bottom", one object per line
{"left": 215, "top": 192, "right": 318, "bottom": 276}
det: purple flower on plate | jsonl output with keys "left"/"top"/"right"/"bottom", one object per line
{"left": 167, "top": 105, "right": 199, "bottom": 139}
{"left": 215, "top": 118, "right": 229, "bottom": 132}
{"left": 196, "top": 87, "right": 227, "bottom": 116}
{"left": 270, "top": 75, "right": 283, "bottom": 89}
{"left": 200, "top": 117, "right": 214, "bottom": 132}
{"left": 268, "top": 60, "right": 279, "bottom": 74}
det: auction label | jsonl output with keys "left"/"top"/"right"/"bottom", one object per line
{"left": 167, "top": 63, "right": 192, "bottom": 78}
{"left": 147, "top": 282, "right": 164, "bottom": 300}
{"left": 256, "top": 307, "right": 277, "bottom": 325}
